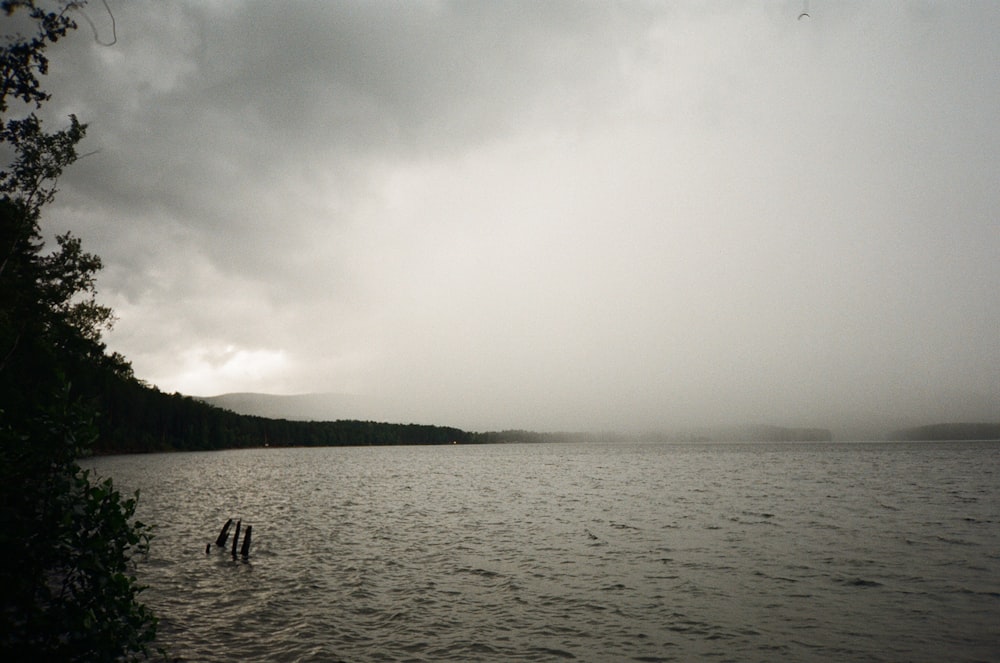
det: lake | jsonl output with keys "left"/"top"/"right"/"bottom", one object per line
{"left": 88, "top": 440, "right": 1000, "bottom": 662}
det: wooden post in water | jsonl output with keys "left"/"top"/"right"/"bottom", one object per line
{"left": 240, "top": 525, "right": 252, "bottom": 558}
{"left": 215, "top": 518, "right": 234, "bottom": 547}
{"left": 230, "top": 520, "right": 241, "bottom": 557}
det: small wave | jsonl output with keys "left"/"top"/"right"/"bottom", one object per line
{"left": 838, "top": 577, "right": 883, "bottom": 588}
{"left": 948, "top": 491, "right": 979, "bottom": 503}
{"left": 753, "top": 570, "right": 798, "bottom": 583}
{"left": 426, "top": 640, "right": 504, "bottom": 659}
{"left": 610, "top": 521, "right": 641, "bottom": 530}
{"left": 957, "top": 587, "right": 1000, "bottom": 597}
{"left": 935, "top": 535, "right": 977, "bottom": 546}
{"left": 457, "top": 566, "right": 501, "bottom": 578}
{"left": 530, "top": 646, "right": 577, "bottom": 659}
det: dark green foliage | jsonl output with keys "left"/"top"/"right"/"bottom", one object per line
{"left": 0, "top": 392, "right": 157, "bottom": 660}
{"left": 1, "top": 1, "right": 77, "bottom": 112}
{"left": 1, "top": 2, "right": 158, "bottom": 658}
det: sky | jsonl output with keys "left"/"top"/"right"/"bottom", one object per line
{"left": 17, "top": 0, "right": 1000, "bottom": 433}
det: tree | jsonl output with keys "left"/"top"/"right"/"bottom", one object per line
{"left": 0, "top": 2, "right": 159, "bottom": 659}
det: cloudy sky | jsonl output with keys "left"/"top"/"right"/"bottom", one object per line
{"left": 24, "top": 0, "right": 1000, "bottom": 432}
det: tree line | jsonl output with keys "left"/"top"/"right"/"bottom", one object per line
{"left": 88, "top": 372, "right": 476, "bottom": 454}
{"left": 1, "top": 3, "right": 156, "bottom": 658}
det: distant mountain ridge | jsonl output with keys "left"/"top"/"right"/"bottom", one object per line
{"left": 889, "top": 423, "right": 1000, "bottom": 441}
{"left": 197, "top": 392, "right": 376, "bottom": 421}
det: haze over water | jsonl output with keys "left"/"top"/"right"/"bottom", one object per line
{"left": 91, "top": 440, "right": 1000, "bottom": 662}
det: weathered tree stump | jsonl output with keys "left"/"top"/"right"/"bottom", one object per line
{"left": 240, "top": 525, "right": 252, "bottom": 558}
{"left": 231, "top": 520, "right": 242, "bottom": 557}
{"left": 215, "top": 518, "right": 234, "bottom": 547}
{"left": 210, "top": 517, "right": 254, "bottom": 559}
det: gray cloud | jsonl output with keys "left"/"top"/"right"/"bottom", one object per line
{"left": 21, "top": 0, "right": 1000, "bottom": 433}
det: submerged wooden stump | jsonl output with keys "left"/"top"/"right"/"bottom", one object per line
{"left": 210, "top": 517, "right": 254, "bottom": 559}
{"left": 215, "top": 518, "right": 234, "bottom": 547}
{"left": 240, "top": 525, "right": 252, "bottom": 558}
{"left": 231, "top": 520, "right": 242, "bottom": 557}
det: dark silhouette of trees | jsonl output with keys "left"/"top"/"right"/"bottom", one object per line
{"left": 88, "top": 375, "right": 476, "bottom": 453}
{"left": 0, "top": 2, "right": 157, "bottom": 659}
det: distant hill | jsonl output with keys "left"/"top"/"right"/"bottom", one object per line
{"left": 888, "top": 423, "right": 1000, "bottom": 441}
{"left": 197, "top": 392, "right": 377, "bottom": 421}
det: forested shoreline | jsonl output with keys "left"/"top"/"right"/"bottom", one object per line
{"left": 90, "top": 374, "right": 474, "bottom": 453}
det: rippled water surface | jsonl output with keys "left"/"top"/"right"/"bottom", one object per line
{"left": 89, "top": 440, "right": 1000, "bottom": 662}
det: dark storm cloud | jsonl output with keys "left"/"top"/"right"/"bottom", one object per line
{"left": 46, "top": 0, "right": 644, "bottom": 286}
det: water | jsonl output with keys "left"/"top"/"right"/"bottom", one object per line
{"left": 88, "top": 440, "right": 1000, "bottom": 662}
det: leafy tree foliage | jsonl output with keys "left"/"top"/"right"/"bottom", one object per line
{"left": 0, "top": 2, "right": 158, "bottom": 659}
